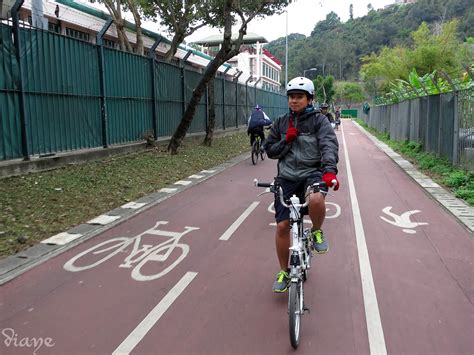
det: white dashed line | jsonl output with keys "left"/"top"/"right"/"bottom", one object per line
{"left": 219, "top": 202, "right": 260, "bottom": 241}
{"left": 112, "top": 272, "right": 198, "bottom": 355}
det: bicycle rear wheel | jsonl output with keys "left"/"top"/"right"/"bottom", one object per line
{"left": 289, "top": 281, "right": 302, "bottom": 349}
{"left": 251, "top": 140, "right": 259, "bottom": 165}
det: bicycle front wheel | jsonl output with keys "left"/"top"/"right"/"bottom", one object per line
{"left": 289, "top": 281, "right": 302, "bottom": 349}
{"left": 251, "top": 141, "right": 259, "bottom": 165}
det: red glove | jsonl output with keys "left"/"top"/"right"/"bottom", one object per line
{"left": 322, "top": 172, "right": 340, "bottom": 191}
{"left": 285, "top": 118, "right": 298, "bottom": 143}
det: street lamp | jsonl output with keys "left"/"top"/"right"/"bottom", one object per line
{"left": 303, "top": 68, "right": 318, "bottom": 78}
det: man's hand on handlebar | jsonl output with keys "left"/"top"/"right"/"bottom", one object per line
{"left": 322, "top": 172, "right": 340, "bottom": 191}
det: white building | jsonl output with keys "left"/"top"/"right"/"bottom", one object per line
{"left": 192, "top": 33, "right": 283, "bottom": 92}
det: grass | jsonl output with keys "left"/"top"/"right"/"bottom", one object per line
{"left": 0, "top": 133, "right": 251, "bottom": 258}
{"left": 356, "top": 119, "right": 474, "bottom": 205}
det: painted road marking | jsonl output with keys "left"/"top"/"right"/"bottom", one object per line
{"left": 380, "top": 206, "right": 428, "bottom": 234}
{"left": 41, "top": 232, "right": 83, "bottom": 245}
{"left": 87, "top": 215, "right": 121, "bottom": 225}
{"left": 219, "top": 202, "right": 260, "bottom": 241}
{"left": 341, "top": 124, "right": 387, "bottom": 355}
{"left": 112, "top": 272, "right": 197, "bottom": 355}
{"left": 200, "top": 170, "right": 216, "bottom": 174}
{"left": 174, "top": 180, "right": 192, "bottom": 186}
{"left": 121, "top": 202, "right": 147, "bottom": 209}
{"left": 159, "top": 188, "right": 178, "bottom": 193}
{"left": 188, "top": 174, "right": 204, "bottom": 179}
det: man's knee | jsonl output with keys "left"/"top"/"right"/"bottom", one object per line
{"left": 276, "top": 220, "right": 290, "bottom": 236}
{"left": 309, "top": 192, "right": 325, "bottom": 209}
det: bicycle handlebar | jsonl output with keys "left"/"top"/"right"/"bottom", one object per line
{"left": 254, "top": 179, "right": 329, "bottom": 209}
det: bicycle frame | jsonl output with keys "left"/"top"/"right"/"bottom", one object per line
{"left": 287, "top": 194, "right": 310, "bottom": 282}
{"left": 255, "top": 178, "right": 329, "bottom": 349}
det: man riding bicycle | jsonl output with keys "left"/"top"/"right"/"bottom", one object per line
{"left": 247, "top": 105, "right": 272, "bottom": 151}
{"left": 264, "top": 77, "right": 340, "bottom": 293}
{"left": 320, "top": 102, "right": 335, "bottom": 126}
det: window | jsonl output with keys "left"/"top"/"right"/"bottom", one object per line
{"left": 65, "top": 27, "right": 90, "bottom": 42}
{"left": 48, "top": 22, "right": 60, "bottom": 34}
{"left": 103, "top": 39, "right": 116, "bottom": 49}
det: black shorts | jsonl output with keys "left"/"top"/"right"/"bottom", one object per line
{"left": 274, "top": 171, "right": 327, "bottom": 223}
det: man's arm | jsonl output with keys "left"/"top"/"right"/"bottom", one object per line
{"left": 264, "top": 116, "right": 291, "bottom": 159}
{"left": 316, "top": 114, "right": 339, "bottom": 173}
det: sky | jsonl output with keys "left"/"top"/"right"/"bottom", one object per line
{"left": 184, "top": 0, "right": 396, "bottom": 43}
{"left": 78, "top": 0, "right": 395, "bottom": 44}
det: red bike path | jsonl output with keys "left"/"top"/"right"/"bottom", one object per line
{"left": 0, "top": 120, "right": 472, "bottom": 355}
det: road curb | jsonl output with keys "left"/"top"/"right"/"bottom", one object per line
{"left": 0, "top": 152, "right": 251, "bottom": 285}
{"left": 353, "top": 121, "right": 474, "bottom": 234}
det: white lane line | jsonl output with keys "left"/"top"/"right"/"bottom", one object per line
{"left": 219, "top": 202, "right": 260, "bottom": 241}
{"left": 112, "top": 272, "right": 197, "bottom": 355}
{"left": 341, "top": 124, "right": 387, "bottom": 355}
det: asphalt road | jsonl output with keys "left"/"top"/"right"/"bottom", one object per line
{"left": 0, "top": 120, "right": 473, "bottom": 355}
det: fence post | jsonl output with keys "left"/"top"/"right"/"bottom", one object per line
{"left": 453, "top": 91, "right": 459, "bottom": 165}
{"left": 181, "top": 50, "right": 193, "bottom": 120}
{"left": 222, "top": 67, "right": 231, "bottom": 129}
{"left": 12, "top": 0, "right": 29, "bottom": 160}
{"left": 234, "top": 71, "right": 242, "bottom": 127}
{"left": 254, "top": 78, "right": 262, "bottom": 107}
{"left": 245, "top": 76, "right": 253, "bottom": 117}
{"left": 97, "top": 18, "right": 112, "bottom": 148}
{"left": 149, "top": 37, "right": 162, "bottom": 140}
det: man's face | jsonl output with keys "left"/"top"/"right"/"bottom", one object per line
{"left": 288, "top": 92, "right": 310, "bottom": 113}
{"left": 321, "top": 107, "right": 328, "bottom": 113}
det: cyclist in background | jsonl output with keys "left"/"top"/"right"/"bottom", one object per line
{"left": 334, "top": 106, "right": 341, "bottom": 130}
{"left": 264, "top": 77, "right": 340, "bottom": 293}
{"left": 247, "top": 104, "right": 272, "bottom": 151}
{"left": 320, "top": 103, "right": 335, "bottom": 127}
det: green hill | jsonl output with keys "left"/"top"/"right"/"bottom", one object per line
{"left": 266, "top": 0, "right": 474, "bottom": 82}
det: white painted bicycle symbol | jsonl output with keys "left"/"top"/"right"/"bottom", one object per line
{"left": 63, "top": 221, "right": 199, "bottom": 281}
{"left": 267, "top": 201, "right": 341, "bottom": 225}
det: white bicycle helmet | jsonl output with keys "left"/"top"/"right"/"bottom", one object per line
{"left": 286, "top": 77, "right": 314, "bottom": 97}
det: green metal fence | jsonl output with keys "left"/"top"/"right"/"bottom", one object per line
{"left": 0, "top": 23, "right": 287, "bottom": 162}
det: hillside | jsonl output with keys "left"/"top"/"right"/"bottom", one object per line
{"left": 266, "top": 0, "right": 474, "bottom": 82}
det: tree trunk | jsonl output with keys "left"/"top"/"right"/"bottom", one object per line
{"left": 167, "top": 0, "right": 236, "bottom": 154}
{"left": 128, "top": 0, "right": 144, "bottom": 55}
{"left": 167, "top": 0, "right": 256, "bottom": 154}
{"left": 168, "top": 58, "right": 223, "bottom": 154}
{"left": 164, "top": 33, "right": 185, "bottom": 62}
{"left": 204, "top": 78, "right": 216, "bottom": 146}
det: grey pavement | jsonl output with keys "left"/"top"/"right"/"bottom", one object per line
{"left": 0, "top": 120, "right": 472, "bottom": 284}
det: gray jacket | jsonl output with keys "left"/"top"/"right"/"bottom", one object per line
{"left": 264, "top": 108, "right": 339, "bottom": 181}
